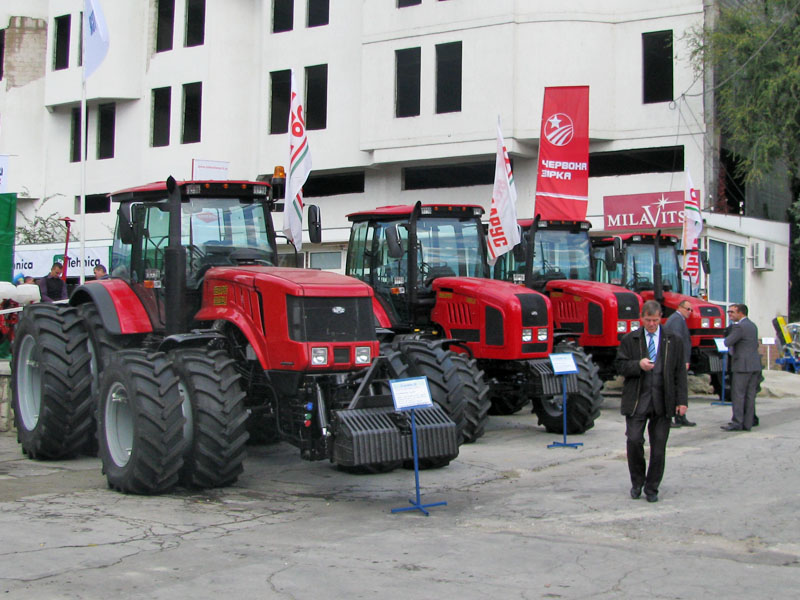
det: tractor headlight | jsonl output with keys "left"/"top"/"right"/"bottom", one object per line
{"left": 311, "top": 347, "right": 328, "bottom": 366}
{"left": 537, "top": 329, "right": 548, "bottom": 341}
{"left": 630, "top": 321, "right": 640, "bottom": 331}
{"left": 617, "top": 321, "right": 627, "bottom": 333}
{"left": 701, "top": 318, "right": 710, "bottom": 328}
{"left": 355, "top": 346, "right": 371, "bottom": 364}
{"left": 522, "top": 328, "right": 533, "bottom": 343}
{"left": 713, "top": 318, "right": 722, "bottom": 328}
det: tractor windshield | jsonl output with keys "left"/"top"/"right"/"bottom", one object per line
{"left": 182, "top": 198, "right": 276, "bottom": 278}
{"left": 600, "top": 243, "right": 681, "bottom": 292}
{"left": 414, "top": 216, "right": 485, "bottom": 280}
{"left": 492, "top": 228, "right": 591, "bottom": 283}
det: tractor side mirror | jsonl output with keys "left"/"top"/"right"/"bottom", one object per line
{"left": 307, "top": 204, "right": 322, "bottom": 244}
{"left": 611, "top": 237, "right": 623, "bottom": 263}
{"left": 700, "top": 250, "right": 710, "bottom": 275}
{"left": 386, "top": 225, "right": 404, "bottom": 259}
{"left": 603, "top": 247, "right": 617, "bottom": 272}
{"left": 512, "top": 230, "right": 527, "bottom": 262}
{"left": 117, "top": 203, "right": 136, "bottom": 244}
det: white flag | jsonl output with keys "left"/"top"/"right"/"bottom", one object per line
{"left": 682, "top": 170, "right": 703, "bottom": 248}
{"left": 83, "top": 0, "right": 110, "bottom": 80}
{"left": 283, "top": 73, "right": 312, "bottom": 251}
{"left": 487, "top": 117, "right": 521, "bottom": 265}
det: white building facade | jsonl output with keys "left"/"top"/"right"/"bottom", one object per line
{"left": 0, "top": 0, "right": 790, "bottom": 334}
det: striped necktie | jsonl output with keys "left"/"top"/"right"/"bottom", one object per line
{"left": 647, "top": 333, "right": 656, "bottom": 362}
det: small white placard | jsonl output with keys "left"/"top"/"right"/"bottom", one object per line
{"left": 389, "top": 376, "right": 433, "bottom": 411}
{"left": 714, "top": 338, "right": 728, "bottom": 353}
{"left": 549, "top": 353, "right": 578, "bottom": 375}
{"left": 762, "top": 337, "right": 776, "bottom": 345}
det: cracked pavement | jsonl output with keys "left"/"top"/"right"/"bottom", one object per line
{"left": 1, "top": 370, "right": 799, "bottom": 599}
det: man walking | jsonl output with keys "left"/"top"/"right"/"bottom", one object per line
{"left": 721, "top": 304, "right": 761, "bottom": 431}
{"left": 664, "top": 300, "right": 696, "bottom": 428}
{"left": 616, "top": 300, "right": 688, "bottom": 503}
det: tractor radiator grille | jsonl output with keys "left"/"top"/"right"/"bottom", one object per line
{"left": 286, "top": 296, "right": 376, "bottom": 342}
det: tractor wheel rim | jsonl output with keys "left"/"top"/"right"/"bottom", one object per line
{"left": 17, "top": 334, "right": 42, "bottom": 431}
{"left": 105, "top": 382, "right": 134, "bottom": 467}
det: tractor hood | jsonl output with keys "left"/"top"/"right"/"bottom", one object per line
{"left": 204, "top": 266, "right": 373, "bottom": 298}
{"left": 545, "top": 279, "right": 637, "bottom": 305}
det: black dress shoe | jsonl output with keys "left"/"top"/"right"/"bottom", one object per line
{"left": 646, "top": 493, "right": 659, "bottom": 503}
{"left": 678, "top": 415, "right": 696, "bottom": 427}
{"left": 753, "top": 415, "right": 759, "bottom": 427}
{"left": 630, "top": 486, "right": 642, "bottom": 499}
{"left": 720, "top": 424, "right": 742, "bottom": 431}
{"left": 670, "top": 419, "right": 682, "bottom": 428}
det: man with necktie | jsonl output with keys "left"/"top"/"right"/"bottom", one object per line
{"left": 721, "top": 304, "right": 761, "bottom": 431}
{"left": 616, "top": 300, "right": 688, "bottom": 503}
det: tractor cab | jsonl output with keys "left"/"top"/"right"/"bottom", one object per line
{"left": 591, "top": 233, "right": 684, "bottom": 294}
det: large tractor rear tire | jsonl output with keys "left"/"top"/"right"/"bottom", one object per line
{"left": 531, "top": 341, "right": 603, "bottom": 434}
{"left": 97, "top": 350, "right": 185, "bottom": 494}
{"left": 78, "top": 302, "right": 145, "bottom": 455}
{"left": 170, "top": 348, "right": 250, "bottom": 489}
{"left": 11, "top": 304, "right": 92, "bottom": 459}
{"left": 392, "top": 339, "right": 491, "bottom": 444}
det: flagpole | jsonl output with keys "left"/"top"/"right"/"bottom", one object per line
{"left": 79, "top": 77, "right": 87, "bottom": 285}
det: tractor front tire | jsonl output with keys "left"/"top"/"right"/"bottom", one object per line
{"left": 531, "top": 342, "right": 603, "bottom": 434}
{"left": 170, "top": 348, "right": 250, "bottom": 489}
{"left": 11, "top": 304, "right": 92, "bottom": 459}
{"left": 97, "top": 350, "right": 184, "bottom": 494}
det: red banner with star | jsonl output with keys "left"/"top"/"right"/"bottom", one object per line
{"left": 534, "top": 86, "right": 589, "bottom": 220}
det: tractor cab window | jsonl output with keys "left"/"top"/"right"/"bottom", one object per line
{"left": 624, "top": 244, "right": 680, "bottom": 291}
{"left": 529, "top": 229, "right": 591, "bottom": 282}
{"left": 415, "top": 216, "right": 484, "bottom": 283}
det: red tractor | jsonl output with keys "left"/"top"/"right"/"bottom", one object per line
{"left": 490, "top": 217, "right": 643, "bottom": 384}
{"left": 345, "top": 203, "right": 603, "bottom": 435}
{"left": 11, "top": 177, "right": 460, "bottom": 494}
{"left": 591, "top": 232, "right": 726, "bottom": 395}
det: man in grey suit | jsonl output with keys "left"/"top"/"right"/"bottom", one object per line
{"left": 722, "top": 303, "right": 761, "bottom": 431}
{"left": 664, "top": 301, "right": 696, "bottom": 428}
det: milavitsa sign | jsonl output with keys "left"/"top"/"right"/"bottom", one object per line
{"left": 602, "top": 191, "right": 688, "bottom": 231}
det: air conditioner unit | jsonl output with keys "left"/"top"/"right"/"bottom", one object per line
{"left": 752, "top": 241, "right": 775, "bottom": 271}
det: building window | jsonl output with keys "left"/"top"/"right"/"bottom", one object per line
{"left": 310, "top": 251, "right": 342, "bottom": 270}
{"left": 53, "top": 14, "right": 71, "bottom": 70}
{"left": 304, "top": 171, "right": 365, "bottom": 197}
{"left": 403, "top": 161, "right": 494, "bottom": 190}
{"left": 152, "top": 87, "right": 171, "bottom": 147}
{"left": 270, "top": 70, "right": 291, "bottom": 134}
{"left": 305, "top": 64, "right": 327, "bottom": 130}
{"left": 182, "top": 82, "right": 202, "bottom": 144}
{"left": 398, "top": 0, "right": 422, "bottom": 7}
{"left": 436, "top": 41, "right": 462, "bottom": 114}
{"left": 709, "top": 240, "right": 745, "bottom": 305}
{"left": 273, "top": 0, "right": 293, "bottom": 33}
{"left": 84, "top": 193, "right": 111, "bottom": 214}
{"left": 396, "top": 47, "right": 421, "bottom": 118}
{"left": 589, "top": 146, "right": 684, "bottom": 177}
{"left": 97, "top": 103, "right": 116, "bottom": 159}
{"left": 307, "top": 0, "right": 329, "bottom": 27}
{"left": 185, "top": 0, "right": 205, "bottom": 47}
{"left": 156, "top": 0, "right": 175, "bottom": 53}
{"left": 642, "top": 30, "right": 673, "bottom": 104}
{"left": 70, "top": 107, "right": 82, "bottom": 162}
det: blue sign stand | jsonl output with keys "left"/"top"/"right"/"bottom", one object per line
{"left": 711, "top": 341, "right": 731, "bottom": 407}
{"left": 547, "top": 353, "right": 583, "bottom": 449}
{"left": 388, "top": 377, "right": 447, "bottom": 517}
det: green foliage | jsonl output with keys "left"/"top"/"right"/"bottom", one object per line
{"left": 691, "top": 0, "right": 800, "bottom": 320}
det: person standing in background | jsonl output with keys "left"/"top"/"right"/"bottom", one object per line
{"left": 721, "top": 304, "right": 761, "bottom": 431}
{"left": 37, "top": 262, "right": 68, "bottom": 302}
{"left": 664, "top": 301, "right": 696, "bottom": 428}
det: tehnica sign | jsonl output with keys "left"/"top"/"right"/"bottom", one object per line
{"left": 602, "top": 191, "right": 688, "bottom": 231}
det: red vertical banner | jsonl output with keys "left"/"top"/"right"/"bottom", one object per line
{"left": 534, "top": 86, "right": 589, "bottom": 220}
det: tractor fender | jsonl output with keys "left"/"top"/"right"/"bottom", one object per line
{"left": 157, "top": 330, "right": 226, "bottom": 354}
{"left": 70, "top": 280, "right": 154, "bottom": 335}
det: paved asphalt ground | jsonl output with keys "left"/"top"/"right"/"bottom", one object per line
{"left": 1, "top": 370, "right": 799, "bottom": 599}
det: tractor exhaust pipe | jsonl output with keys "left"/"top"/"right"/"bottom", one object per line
{"left": 165, "top": 176, "right": 187, "bottom": 336}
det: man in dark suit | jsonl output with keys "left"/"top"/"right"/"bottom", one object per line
{"left": 664, "top": 300, "right": 696, "bottom": 428}
{"left": 722, "top": 303, "right": 761, "bottom": 431}
{"left": 616, "top": 300, "right": 688, "bottom": 503}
